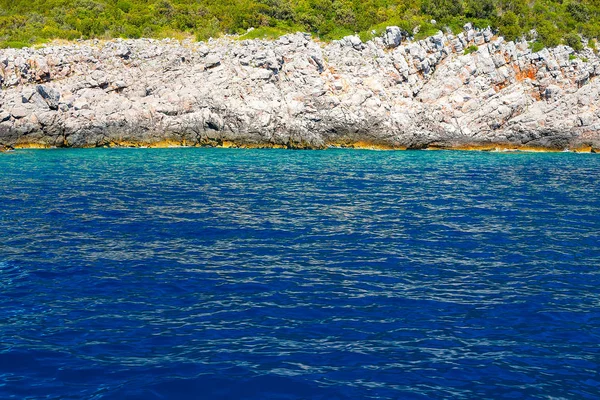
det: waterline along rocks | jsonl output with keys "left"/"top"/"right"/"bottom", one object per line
{"left": 1, "top": 27, "right": 600, "bottom": 151}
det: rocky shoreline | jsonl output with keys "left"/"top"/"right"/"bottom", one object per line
{"left": 1, "top": 26, "right": 600, "bottom": 152}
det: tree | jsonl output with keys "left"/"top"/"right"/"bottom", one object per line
{"left": 498, "top": 0, "right": 527, "bottom": 15}
{"left": 466, "top": 0, "right": 497, "bottom": 19}
{"left": 421, "top": 0, "right": 464, "bottom": 20}
{"left": 498, "top": 11, "right": 522, "bottom": 41}
{"left": 536, "top": 20, "right": 561, "bottom": 47}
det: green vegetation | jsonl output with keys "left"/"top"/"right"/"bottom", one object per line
{"left": 530, "top": 41, "right": 546, "bottom": 53}
{"left": 589, "top": 38, "right": 597, "bottom": 49}
{"left": 564, "top": 32, "right": 584, "bottom": 50}
{"left": 1, "top": 0, "right": 599, "bottom": 49}
{"left": 464, "top": 45, "right": 478, "bottom": 54}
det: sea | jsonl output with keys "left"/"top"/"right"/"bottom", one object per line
{"left": 0, "top": 148, "right": 599, "bottom": 399}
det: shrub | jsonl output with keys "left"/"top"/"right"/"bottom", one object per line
{"left": 0, "top": 40, "right": 30, "bottom": 48}
{"left": 530, "top": 41, "right": 545, "bottom": 53}
{"left": 566, "top": 2, "right": 589, "bottom": 23}
{"left": 196, "top": 16, "right": 220, "bottom": 42}
{"left": 564, "top": 32, "right": 583, "bottom": 51}
{"left": 116, "top": 0, "right": 132, "bottom": 13}
{"left": 238, "top": 26, "right": 291, "bottom": 40}
{"left": 464, "top": 45, "right": 478, "bottom": 54}
{"left": 2, "top": 0, "right": 600, "bottom": 49}
{"left": 588, "top": 38, "right": 597, "bottom": 50}
{"left": 413, "top": 21, "right": 441, "bottom": 41}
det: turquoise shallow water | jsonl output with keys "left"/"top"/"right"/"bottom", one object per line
{"left": 0, "top": 148, "right": 599, "bottom": 399}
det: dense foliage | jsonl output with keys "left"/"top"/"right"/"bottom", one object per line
{"left": 1, "top": 0, "right": 599, "bottom": 50}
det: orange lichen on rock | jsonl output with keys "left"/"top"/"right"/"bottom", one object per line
{"left": 5, "top": 139, "right": 595, "bottom": 153}
{"left": 494, "top": 80, "right": 510, "bottom": 92}
{"left": 572, "top": 145, "right": 593, "bottom": 153}
{"left": 13, "top": 143, "right": 52, "bottom": 149}
{"left": 428, "top": 143, "right": 565, "bottom": 152}
{"left": 327, "top": 140, "right": 407, "bottom": 150}
{"left": 514, "top": 64, "right": 538, "bottom": 81}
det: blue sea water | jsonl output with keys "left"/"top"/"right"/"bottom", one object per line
{"left": 0, "top": 148, "right": 599, "bottom": 399}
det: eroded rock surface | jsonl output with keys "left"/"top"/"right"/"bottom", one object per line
{"left": 1, "top": 29, "right": 600, "bottom": 151}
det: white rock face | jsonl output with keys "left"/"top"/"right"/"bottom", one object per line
{"left": 0, "top": 29, "right": 600, "bottom": 151}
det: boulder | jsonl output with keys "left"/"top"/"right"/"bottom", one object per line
{"left": 342, "top": 35, "right": 363, "bottom": 50}
{"left": 115, "top": 43, "right": 131, "bottom": 58}
{"left": 432, "top": 31, "right": 445, "bottom": 50}
{"left": 205, "top": 54, "right": 221, "bottom": 69}
{"left": 383, "top": 26, "right": 402, "bottom": 48}
{"left": 73, "top": 99, "right": 90, "bottom": 111}
{"left": 10, "top": 107, "right": 29, "bottom": 119}
{"left": 251, "top": 68, "right": 272, "bottom": 80}
{"left": 483, "top": 28, "right": 493, "bottom": 43}
{"left": 37, "top": 85, "right": 61, "bottom": 110}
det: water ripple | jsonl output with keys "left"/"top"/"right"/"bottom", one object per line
{"left": 0, "top": 149, "right": 599, "bottom": 399}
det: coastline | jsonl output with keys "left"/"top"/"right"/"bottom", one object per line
{"left": 4, "top": 140, "right": 598, "bottom": 153}
{"left": 2, "top": 27, "right": 600, "bottom": 152}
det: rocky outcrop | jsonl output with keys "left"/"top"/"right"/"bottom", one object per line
{"left": 1, "top": 27, "right": 600, "bottom": 151}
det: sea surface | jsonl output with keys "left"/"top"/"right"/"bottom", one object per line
{"left": 0, "top": 148, "right": 599, "bottom": 399}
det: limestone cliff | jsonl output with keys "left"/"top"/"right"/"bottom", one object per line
{"left": 1, "top": 26, "right": 600, "bottom": 151}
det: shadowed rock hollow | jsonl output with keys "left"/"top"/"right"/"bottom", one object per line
{"left": 1, "top": 27, "right": 600, "bottom": 151}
